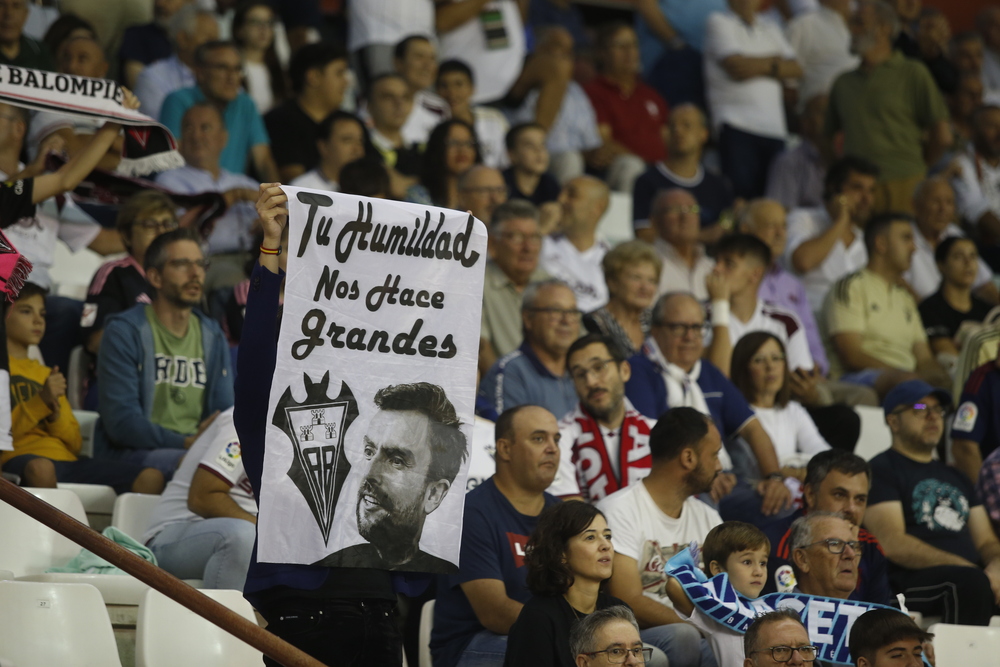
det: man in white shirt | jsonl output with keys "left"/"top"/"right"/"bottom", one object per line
{"left": 703, "top": 0, "right": 802, "bottom": 199}
{"left": 650, "top": 189, "right": 715, "bottom": 299}
{"left": 290, "top": 111, "right": 367, "bottom": 193}
{"left": 905, "top": 176, "right": 998, "bottom": 302}
{"left": 978, "top": 6, "right": 1000, "bottom": 96}
{"left": 600, "top": 407, "right": 724, "bottom": 667}
{"left": 554, "top": 333, "right": 656, "bottom": 502}
{"left": 540, "top": 176, "right": 611, "bottom": 313}
{"left": 143, "top": 407, "right": 256, "bottom": 590}
{"left": 952, "top": 104, "right": 1000, "bottom": 248}
{"left": 347, "top": 0, "right": 434, "bottom": 88}
{"left": 155, "top": 103, "right": 258, "bottom": 290}
{"left": 704, "top": 233, "right": 815, "bottom": 377}
{"left": 786, "top": 156, "right": 878, "bottom": 314}
{"left": 393, "top": 35, "right": 450, "bottom": 146}
{"left": 785, "top": 0, "right": 860, "bottom": 110}
{"left": 436, "top": 0, "right": 526, "bottom": 105}
{"left": 134, "top": 5, "right": 219, "bottom": 121}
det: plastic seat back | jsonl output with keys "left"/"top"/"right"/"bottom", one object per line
{"left": 135, "top": 588, "right": 263, "bottom": 667}
{"left": 0, "top": 580, "right": 122, "bottom": 667}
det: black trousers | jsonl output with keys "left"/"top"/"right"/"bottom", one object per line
{"left": 259, "top": 597, "right": 402, "bottom": 667}
{"left": 890, "top": 565, "right": 997, "bottom": 626}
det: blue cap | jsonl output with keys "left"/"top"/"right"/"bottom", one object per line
{"left": 882, "top": 379, "right": 951, "bottom": 417}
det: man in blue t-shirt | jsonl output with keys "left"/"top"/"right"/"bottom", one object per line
{"left": 625, "top": 292, "right": 791, "bottom": 520}
{"left": 864, "top": 380, "right": 1000, "bottom": 626}
{"left": 430, "top": 404, "right": 562, "bottom": 667}
{"left": 951, "top": 352, "right": 1000, "bottom": 484}
{"left": 159, "top": 40, "right": 278, "bottom": 180}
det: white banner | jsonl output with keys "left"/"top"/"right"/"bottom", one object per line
{"left": 257, "top": 187, "right": 487, "bottom": 573}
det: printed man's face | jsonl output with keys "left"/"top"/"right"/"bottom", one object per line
{"left": 356, "top": 409, "right": 436, "bottom": 546}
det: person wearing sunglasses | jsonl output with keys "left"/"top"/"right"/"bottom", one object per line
{"left": 743, "top": 609, "right": 816, "bottom": 667}
{"left": 865, "top": 379, "right": 1000, "bottom": 626}
{"left": 788, "top": 511, "right": 862, "bottom": 599}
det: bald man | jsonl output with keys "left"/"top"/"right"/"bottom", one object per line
{"left": 28, "top": 36, "right": 124, "bottom": 173}
{"left": 904, "top": 176, "right": 999, "bottom": 303}
{"left": 540, "top": 176, "right": 612, "bottom": 312}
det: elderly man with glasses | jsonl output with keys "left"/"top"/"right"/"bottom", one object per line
{"left": 571, "top": 606, "right": 655, "bottom": 666}
{"left": 625, "top": 292, "right": 792, "bottom": 518}
{"left": 864, "top": 379, "right": 1000, "bottom": 625}
{"left": 787, "top": 511, "right": 862, "bottom": 598}
{"left": 649, "top": 188, "right": 715, "bottom": 300}
{"left": 743, "top": 609, "right": 817, "bottom": 667}
{"left": 479, "top": 278, "right": 579, "bottom": 422}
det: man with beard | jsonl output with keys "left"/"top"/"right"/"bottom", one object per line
{"left": 94, "top": 228, "right": 233, "bottom": 475}
{"left": 865, "top": 379, "right": 1000, "bottom": 625}
{"left": 320, "top": 382, "right": 469, "bottom": 572}
{"left": 552, "top": 333, "right": 655, "bottom": 501}
{"left": 599, "top": 407, "right": 723, "bottom": 667}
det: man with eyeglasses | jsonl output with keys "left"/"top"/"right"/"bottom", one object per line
{"left": 571, "top": 605, "right": 653, "bottom": 666}
{"left": 156, "top": 102, "right": 260, "bottom": 292}
{"left": 94, "top": 228, "right": 233, "bottom": 475}
{"left": 626, "top": 292, "right": 792, "bottom": 518}
{"left": 551, "top": 333, "right": 656, "bottom": 501}
{"left": 743, "top": 609, "right": 816, "bottom": 667}
{"left": 479, "top": 278, "right": 578, "bottom": 422}
{"left": 649, "top": 188, "right": 715, "bottom": 300}
{"left": 864, "top": 379, "right": 1000, "bottom": 625}
{"left": 459, "top": 165, "right": 510, "bottom": 227}
{"left": 478, "top": 199, "right": 549, "bottom": 377}
{"left": 160, "top": 40, "right": 279, "bottom": 181}
{"left": 787, "top": 511, "right": 862, "bottom": 599}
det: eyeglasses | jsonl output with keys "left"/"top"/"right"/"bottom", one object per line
{"left": 749, "top": 646, "right": 818, "bottom": 662}
{"left": 570, "top": 358, "right": 617, "bottom": 383}
{"left": 135, "top": 218, "right": 179, "bottom": 232}
{"left": 203, "top": 63, "right": 243, "bottom": 74}
{"left": 164, "top": 258, "right": 210, "bottom": 271}
{"left": 664, "top": 204, "right": 701, "bottom": 216}
{"left": 750, "top": 354, "right": 786, "bottom": 366}
{"left": 499, "top": 231, "right": 543, "bottom": 246}
{"left": 656, "top": 321, "right": 710, "bottom": 337}
{"left": 583, "top": 646, "right": 654, "bottom": 664}
{"left": 526, "top": 307, "right": 582, "bottom": 320}
{"left": 800, "top": 538, "right": 862, "bottom": 555}
{"left": 893, "top": 403, "right": 946, "bottom": 418}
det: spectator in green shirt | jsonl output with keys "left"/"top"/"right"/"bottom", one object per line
{"left": 826, "top": 0, "right": 951, "bottom": 215}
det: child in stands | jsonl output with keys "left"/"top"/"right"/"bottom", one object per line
{"left": 1, "top": 282, "right": 163, "bottom": 494}
{"left": 668, "top": 521, "right": 770, "bottom": 667}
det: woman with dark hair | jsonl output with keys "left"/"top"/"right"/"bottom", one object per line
{"left": 232, "top": 1, "right": 287, "bottom": 114}
{"left": 407, "top": 119, "right": 481, "bottom": 208}
{"left": 731, "top": 332, "right": 829, "bottom": 481}
{"left": 504, "top": 501, "right": 623, "bottom": 667}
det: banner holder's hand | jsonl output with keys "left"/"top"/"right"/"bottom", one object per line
{"left": 256, "top": 183, "right": 287, "bottom": 275}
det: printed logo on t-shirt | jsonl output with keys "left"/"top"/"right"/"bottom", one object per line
{"left": 154, "top": 355, "right": 207, "bottom": 389}
{"left": 912, "top": 479, "right": 969, "bottom": 532}
{"left": 953, "top": 401, "right": 978, "bottom": 433}
{"left": 506, "top": 532, "right": 529, "bottom": 567}
{"left": 639, "top": 539, "right": 686, "bottom": 599}
{"left": 214, "top": 441, "right": 242, "bottom": 473}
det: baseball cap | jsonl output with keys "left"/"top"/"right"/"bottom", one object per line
{"left": 882, "top": 379, "right": 951, "bottom": 417}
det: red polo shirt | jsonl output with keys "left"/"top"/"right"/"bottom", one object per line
{"left": 584, "top": 75, "right": 669, "bottom": 164}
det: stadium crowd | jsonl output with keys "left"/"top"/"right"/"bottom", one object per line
{"left": 3, "top": 0, "right": 1000, "bottom": 665}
